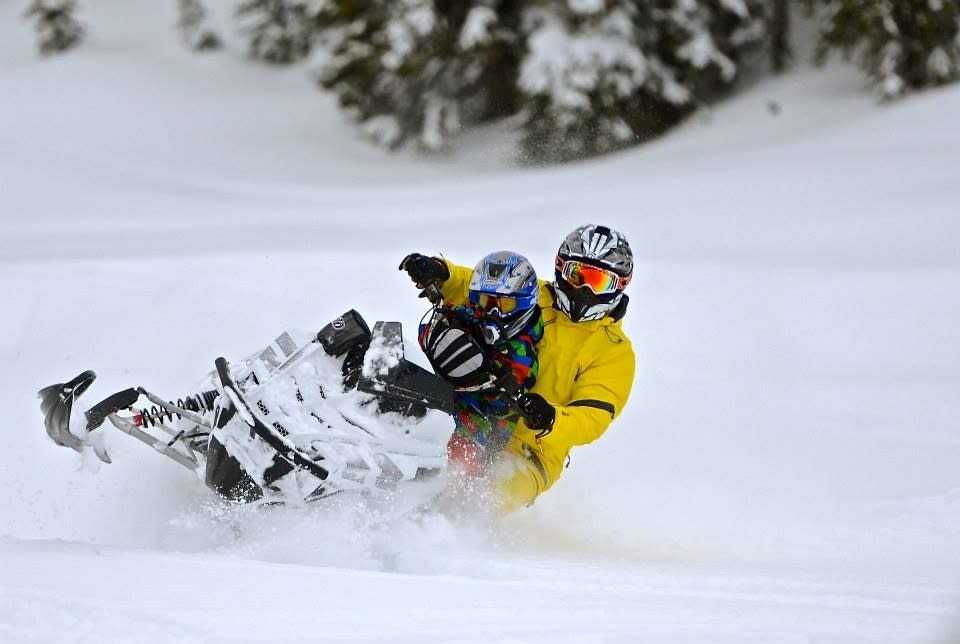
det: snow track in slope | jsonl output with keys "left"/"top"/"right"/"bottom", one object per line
{"left": 1, "top": 537, "right": 956, "bottom": 644}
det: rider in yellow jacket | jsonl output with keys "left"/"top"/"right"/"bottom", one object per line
{"left": 403, "top": 225, "right": 636, "bottom": 513}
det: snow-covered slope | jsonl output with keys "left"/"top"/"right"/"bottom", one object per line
{"left": 2, "top": 2, "right": 959, "bottom": 642}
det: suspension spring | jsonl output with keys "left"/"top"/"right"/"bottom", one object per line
{"left": 137, "top": 390, "right": 219, "bottom": 428}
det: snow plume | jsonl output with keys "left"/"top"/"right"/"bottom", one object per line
{"left": 161, "top": 482, "right": 512, "bottom": 575}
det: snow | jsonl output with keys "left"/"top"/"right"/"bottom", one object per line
{"left": 383, "top": 2, "right": 436, "bottom": 70}
{"left": 362, "top": 331, "right": 404, "bottom": 378}
{"left": 929, "top": 47, "right": 953, "bottom": 79}
{"left": 677, "top": 30, "right": 736, "bottom": 80}
{"left": 459, "top": 6, "right": 496, "bottom": 50}
{"left": 421, "top": 96, "right": 460, "bottom": 151}
{"left": 2, "top": 1, "right": 960, "bottom": 642}
{"left": 879, "top": 41, "right": 906, "bottom": 98}
{"left": 567, "top": 0, "right": 604, "bottom": 16}
{"left": 718, "top": 0, "right": 750, "bottom": 19}
{"left": 361, "top": 114, "right": 403, "bottom": 148}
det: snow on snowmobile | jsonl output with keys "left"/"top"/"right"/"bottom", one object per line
{"left": 37, "top": 307, "right": 460, "bottom": 505}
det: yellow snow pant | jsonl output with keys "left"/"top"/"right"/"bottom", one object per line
{"left": 489, "top": 438, "right": 564, "bottom": 515}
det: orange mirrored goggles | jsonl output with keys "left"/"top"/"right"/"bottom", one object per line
{"left": 471, "top": 292, "right": 521, "bottom": 314}
{"left": 557, "top": 259, "right": 629, "bottom": 295}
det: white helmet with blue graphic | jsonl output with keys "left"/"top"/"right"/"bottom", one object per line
{"left": 468, "top": 251, "right": 539, "bottom": 341}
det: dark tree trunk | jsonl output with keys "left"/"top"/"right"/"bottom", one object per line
{"left": 770, "top": 0, "right": 791, "bottom": 73}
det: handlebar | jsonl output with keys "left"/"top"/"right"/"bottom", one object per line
{"left": 419, "top": 283, "right": 443, "bottom": 305}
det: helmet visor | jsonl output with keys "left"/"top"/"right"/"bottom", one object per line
{"left": 470, "top": 292, "right": 520, "bottom": 314}
{"left": 558, "top": 259, "right": 627, "bottom": 295}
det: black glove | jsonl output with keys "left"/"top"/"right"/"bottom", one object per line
{"left": 399, "top": 253, "right": 449, "bottom": 288}
{"left": 516, "top": 392, "right": 555, "bottom": 435}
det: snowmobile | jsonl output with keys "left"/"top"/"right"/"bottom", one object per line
{"left": 37, "top": 307, "right": 460, "bottom": 505}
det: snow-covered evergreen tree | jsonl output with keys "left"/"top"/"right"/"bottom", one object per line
{"left": 177, "top": 0, "right": 222, "bottom": 51}
{"left": 317, "top": 0, "right": 521, "bottom": 150}
{"left": 455, "top": 3, "right": 524, "bottom": 133}
{"left": 655, "top": 0, "right": 768, "bottom": 99}
{"left": 309, "top": 0, "right": 772, "bottom": 160}
{"left": 24, "top": 0, "right": 84, "bottom": 56}
{"left": 237, "top": 0, "right": 324, "bottom": 64}
{"left": 518, "top": 0, "right": 767, "bottom": 162}
{"left": 519, "top": 2, "right": 673, "bottom": 161}
{"left": 809, "top": 0, "right": 960, "bottom": 99}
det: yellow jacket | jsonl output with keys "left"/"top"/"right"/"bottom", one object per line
{"left": 439, "top": 260, "right": 636, "bottom": 496}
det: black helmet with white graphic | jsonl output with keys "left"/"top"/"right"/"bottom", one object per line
{"left": 554, "top": 224, "right": 633, "bottom": 322}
